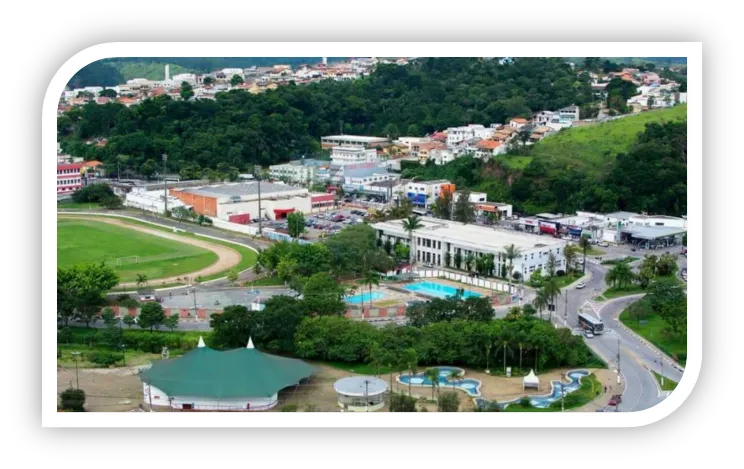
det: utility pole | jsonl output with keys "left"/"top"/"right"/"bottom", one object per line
{"left": 255, "top": 165, "right": 263, "bottom": 236}
{"left": 365, "top": 379, "right": 370, "bottom": 412}
{"left": 162, "top": 153, "right": 168, "bottom": 215}
{"left": 561, "top": 379, "right": 565, "bottom": 412}
{"left": 659, "top": 353, "right": 665, "bottom": 387}
{"left": 148, "top": 380, "right": 153, "bottom": 412}
{"left": 564, "top": 289, "right": 569, "bottom": 326}
{"left": 71, "top": 351, "right": 81, "bottom": 389}
{"left": 617, "top": 337, "right": 621, "bottom": 385}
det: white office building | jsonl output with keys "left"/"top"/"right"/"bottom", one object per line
{"left": 331, "top": 146, "right": 379, "bottom": 165}
{"left": 321, "top": 135, "right": 388, "bottom": 149}
{"left": 372, "top": 217, "right": 567, "bottom": 278}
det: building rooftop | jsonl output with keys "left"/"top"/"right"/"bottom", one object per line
{"left": 373, "top": 217, "right": 564, "bottom": 252}
{"left": 333, "top": 376, "right": 388, "bottom": 397}
{"left": 410, "top": 179, "right": 451, "bottom": 186}
{"left": 177, "top": 182, "right": 304, "bottom": 198}
{"left": 605, "top": 211, "right": 640, "bottom": 219}
{"left": 621, "top": 225, "right": 687, "bottom": 240}
{"left": 322, "top": 135, "right": 388, "bottom": 142}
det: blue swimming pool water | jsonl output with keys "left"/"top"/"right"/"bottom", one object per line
{"left": 403, "top": 281, "right": 482, "bottom": 299}
{"left": 398, "top": 366, "right": 482, "bottom": 397}
{"left": 345, "top": 291, "right": 385, "bottom": 304}
{"left": 474, "top": 370, "right": 590, "bottom": 410}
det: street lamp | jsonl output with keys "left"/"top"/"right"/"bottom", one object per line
{"left": 71, "top": 351, "right": 81, "bottom": 389}
{"left": 162, "top": 153, "right": 168, "bottom": 215}
{"left": 191, "top": 287, "right": 198, "bottom": 315}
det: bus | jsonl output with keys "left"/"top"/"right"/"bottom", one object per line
{"left": 578, "top": 313, "right": 604, "bottom": 334}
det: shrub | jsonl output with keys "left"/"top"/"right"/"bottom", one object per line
{"left": 519, "top": 397, "right": 532, "bottom": 408}
{"left": 556, "top": 270, "right": 566, "bottom": 277}
{"left": 58, "top": 327, "right": 73, "bottom": 344}
{"left": 437, "top": 391, "right": 460, "bottom": 412}
{"left": 390, "top": 394, "right": 417, "bottom": 412}
{"left": 118, "top": 298, "right": 140, "bottom": 309}
{"left": 88, "top": 351, "right": 123, "bottom": 366}
{"left": 280, "top": 404, "right": 298, "bottom": 412}
{"left": 60, "top": 388, "right": 86, "bottom": 411}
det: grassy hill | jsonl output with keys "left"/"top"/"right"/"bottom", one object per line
{"left": 109, "top": 61, "right": 194, "bottom": 81}
{"left": 527, "top": 105, "right": 687, "bottom": 168}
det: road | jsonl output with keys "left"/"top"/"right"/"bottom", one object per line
{"left": 554, "top": 261, "right": 684, "bottom": 412}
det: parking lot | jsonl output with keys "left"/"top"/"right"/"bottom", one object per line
{"left": 302, "top": 207, "right": 371, "bottom": 240}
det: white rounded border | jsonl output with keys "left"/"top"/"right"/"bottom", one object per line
{"left": 43, "top": 42, "right": 702, "bottom": 428}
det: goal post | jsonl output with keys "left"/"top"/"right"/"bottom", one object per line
{"left": 116, "top": 256, "right": 139, "bottom": 267}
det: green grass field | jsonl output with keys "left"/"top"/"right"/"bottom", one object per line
{"left": 57, "top": 218, "right": 218, "bottom": 283}
{"left": 57, "top": 201, "right": 103, "bottom": 210}
{"left": 653, "top": 371, "right": 678, "bottom": 391}
{"left": 619, "top": 298, "right": 686, "bottom": 365}
{"left": 530, "top": 105, "right": 687, "bottom": 168}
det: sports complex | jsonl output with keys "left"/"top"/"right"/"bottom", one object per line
{"left": 57, "top": 215, "right": 257, "bottom": 287}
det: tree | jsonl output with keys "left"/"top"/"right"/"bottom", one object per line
{"left": 540, "top": 277, "right": 561, "bottom": 321}
{"left": 60, "top": 388, "right": 86, "bottom": 411}
{"left": 533, "top": 289, "right": 549, "bottom": 320}
{"left": 180, "top": 81, "right": 194, "bottom": 101}
{"left": 99, "top": 88, "right": 117, "bottom": 98}
{"left": 390, "top": 393, "right": 417, "bottom": 412}
{"left": 230, "top": 74, "right": 244, "bottom": 86}
{"left": 454, "top": 251, "right": 463, "bottom": 270}
{"left": 122, "top": 315, "right": 136, "bottom": 328}
{"left": 209, "top": 305, "right": 255, "bottom": 349}
{"left": 606, "top": 262, "right": 634, "bottom": 289}
{"left": 563, "top": 245, "right": 579, "bottom": 274}
{"left": 444, "top": 251, "right": 452, "bottom": 268}
{"left": 203, "top": 76, "right": 215, "bottom": 86}
{"left": 447, "top": 369, "right": 461, "bottom": 390}
{"left": 361, "top": 269, "right": 381, "bottom": 311}
{"left": 424, "top": 368, "right": 440, "bottom": 401}
{"left": 138, "top": 302, "right": 166, "bottom": 331}
{"left": 226, "top": 268, "right": 239, "bottom": 286}
{"left": 403, "top": 348, "right": 419, "bottom": 397}
{"left": 655, "top": 253, "right": 678, "bottom": 276}
{"left": 432, "top": 190, "right": 453, "bottom": 220}
{"left": 394, "top": 242, "right": 410, "bottom": 264}
{"left": 100, "top": 196, "right": 123, "bottom": 209}
{"left": 366, "top": 343, "right": 386, "bottom": 377}
{"left": 101, "top": 307, "right": 117, "bottom": 327}
{"left": 637, "top": 265, "right": 655, "bottom": 289}
{"left": 287, "top": 211, "right": 306, "bottom": 239}
{"left": 578, "top": 237, "right": 591, "bottom": 274}
{"left": 502, "top": 244, "right": 521, "bottom": 297}
{"left": 57, "top": 263, "right": 119, "bottom": 327}
{"left": 401, "top": 216, "right": 423, "bottom": 266}
{"left": 302, "top": 272, "right": 345, "bottom": 315}
{"left": 464, "top": 253, "right": 475, "bottom": 272}
{"left": 135, "top": 274, "right": 148, "bottom": 288}
{"left": 437, "top": 391, "right": 459, "bottom": 412}
{"left": 546, "top": 252, "right": 557, "bottom": 278}
{"left": 452, "top": 190, "right": 476, "bottom": 224}
{"left": 383, "top": 238, "right": 393, "bottom": 255}
{"left": 163, "top": 314, "right": 179, "bottom": 331}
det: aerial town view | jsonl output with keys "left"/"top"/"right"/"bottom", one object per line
{"left": 56, "top": 56, "right": 688, "bottom": 414}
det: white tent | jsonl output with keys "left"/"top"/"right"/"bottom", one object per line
{"left": 523, "top": 369, "right": 540, "bottom": 390}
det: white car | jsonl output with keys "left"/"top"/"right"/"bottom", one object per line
{"left": 584, "top": 330, "right": 594, "bottom": 339}
{"left": 598, "top": 242, "right": 609, "bottom": 247}
{"left": 576, "top": 282, "right": 586, "bottom": 289}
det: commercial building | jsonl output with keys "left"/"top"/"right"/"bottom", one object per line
{"left": 627, "top": 214, "right": 687, "bottom": 229}
{"left": 139, "top": 337, "right": 314, "bottom": 411}
{"left": 124, "top": 188, "right": 188, "bottom": 215}
{"left": 330, "top": 146, "right": 379, "bottom": 165}
{"left": 321, "top": 135, "right": 388, "bottom": 149}
{"left": 170, "top": 181, "right": 311, "bottom": 222}
{"left": 269, "top": 159, "right": 324, "bottom": 184}
{"left": 405, "top": 180, "right": 456, "bottom": 208}
{"left": 475, "top": 202, "right": 513, "bottom": 219}
{"left": 372, "top": 217, "right": 567, "bottom": 278}
{"left": 56, "top": 162, "right": 99, "bottom": 194}
{"left": 453, "top": 191, "right": 487, "bottom": 204}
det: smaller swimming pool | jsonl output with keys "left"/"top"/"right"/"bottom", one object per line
{"left": 403, "top": 281, "right": 481, "bottom": 299}
{"left": 398, "top": 366, "right": 483, "bottom": 397}
{"left": 345, "top": 291, "right": 385, "bottom": 304}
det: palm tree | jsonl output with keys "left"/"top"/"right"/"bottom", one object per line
{"left": 447, "top": 370, "right": 460, "bottom": 390}
{"left": 519, "top": 342, "right": 524, "bottom": 373}
{"left": 563, "top": 244, "right": 578, "bottom": 274}
{"left": 606, "top": 262, "right": 634, "bottom": 289}
{"left": 579, "top": 236, "right": 591, "bottom": 274}
{"left": 485, "top": 343, "right": 492, "bottom": 373}
{"left": 540, "top": 277, "right": 561, "bottom": 321}
{"left": 533, "top": 290, "right": 549, "bottom": 320}
{"left": 444, "top": 251, "right": 452, "bottom": 268}
{"left": 362, "top": 270, "right": 381, "bottom": 310}
{"left": 454, "top": 250, "right": 463, "bottom": 270}
{"left": 403, "top": 348, "right": 419, "bottom": 397}
{"left": 502, "top": 244, "right": 521, "bottom": 297}
{"left": 367, "top": 343, "right": 385, "bottom": 377}
{"left": 465, "top": 253, "right": 475, "bottom": 272}
{"left": 424, "top": 368, "right": 439, "bottom": 400}
{"left": 135, "top": 274, "right": 148, "bottom": 288}
{"left": 402, "top": 216, "right": 423, "bottom": 268}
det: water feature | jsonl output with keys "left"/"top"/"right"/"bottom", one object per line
{"left": 345, "top": 291, "right": 385, "bottom": 304}
{"left": 403, "top": 281, "right": 482, "bottom": 299}
{"left": 475, "top": 369, "right": 590, "bottom": 410}
{"left": 397, "top": 366, "right": 482, "bottom": 397}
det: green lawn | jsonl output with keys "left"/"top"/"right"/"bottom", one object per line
{"left": 619, "top": 298, "right": 686, "bottom": 365}
{"left": 502, "top": 155, "right": 533, "bottom": 170}
{"left": 58, "top": 218, "right": 218, "bottom": 283}
{"left": 58, "top": 215, "right": 259, "bottom": 284}
{"left": 503, "top": 373, "right": 602, "bottom": 412}
{"left": 57, "top": 201, "right": 103, "bottom": 210}
{"left": 601, "top": 284, "right": 647, "bottom": 299}
{"left": 324, "top": 361, "right": 393, "bottom": 376}
{"left": 652, "top": 371, "right": 678, "bottom": 392}
{"left": 584, "top": 247, "right": 606, "bottom": 256}
{"left": 530, "top": 106, "right": 687, "bottom": 168}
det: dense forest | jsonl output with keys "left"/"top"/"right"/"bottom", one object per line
{"left": 59, "top": 57, "right": 595, "bottom": 168}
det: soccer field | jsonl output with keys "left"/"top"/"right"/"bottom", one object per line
{"left": 57, "top": 218, "right": 219, "bottom": 283}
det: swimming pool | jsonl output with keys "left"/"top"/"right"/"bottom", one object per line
{"left": 397, "top": 366, "right": 483, "bottom": 397}
{"left": 474, "top": 369, "right": 590, "bottom": 410}
{"left": 403, "top": 281, "right": 482, "bottom": 299}
{"left": 345, "top": 291, "right": 385, "bottom": 304}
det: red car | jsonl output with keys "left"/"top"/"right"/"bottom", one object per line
{"left": 608, "top": 394, "right": 623, "bottom": 406}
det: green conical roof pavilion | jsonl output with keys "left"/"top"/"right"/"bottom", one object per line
{"left": 139, "top": 338, "right": 315, "bottom": 399}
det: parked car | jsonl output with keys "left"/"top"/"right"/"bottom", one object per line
{"left": 576, "top": 282, "right": 586, "bottom": 289}
{"left": 608, "top": 394, "right": 622, "bottom": 406}
{"left": 584, "top": 330, "right": 594, "bottom": 339}
{"left": 598, "top": 242, "right": 609, "bottom": 247}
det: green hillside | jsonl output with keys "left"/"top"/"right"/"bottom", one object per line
{"left": 530, "top": 105, "right": 687, "bottom": 168}
{"left": 110, "top": 61, "right": 194, "bottom": 81}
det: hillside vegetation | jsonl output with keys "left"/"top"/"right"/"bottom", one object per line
{"left": 529, "top": 105, "right": 687, "bottom": 169}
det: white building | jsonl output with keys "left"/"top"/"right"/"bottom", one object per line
{"left": 124, "top": 188, "right": 188, "bottom": 215}
{"left": 334, "top": 376, "right": 387, "bottom": 412}
{"left": 269, "top": 161, "right": 318, "bottom": 184}
{"left": 429, "top": 148, "right": 456, "bottom": 165}
{"left": 533, "top": 111, "right": 555, "bottom": 126}
{"left": 404, "top": 180, "right": 455, "bottom": 208}
{"left": 321, "top": 135, "right": 388, "bottom": 149}
{"left": 172, "top": 73, "right": 197, "bottom": 85}
{"left": 222, "top": 68, "right": 245, "bottom": 78}
{"left": 558, "top": 105, "right": 580, "bottom": 123}
{"left": 453, "top": 191, "right": 487, "bottom": 204}
{"left": 372, "top": 217, "right": 567, "bottom": 278}
{"left": 331, "top": 146, "right": 379, "bottom": 166}
{"left": 627, "top": 214, "right": 687, "bottom": 229}
{"left": 446, "top": 124, "right": 495, "bottom": 146}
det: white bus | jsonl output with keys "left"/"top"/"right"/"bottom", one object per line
{"left": 578, "top": 313, "right": 604, "bottom": 334}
